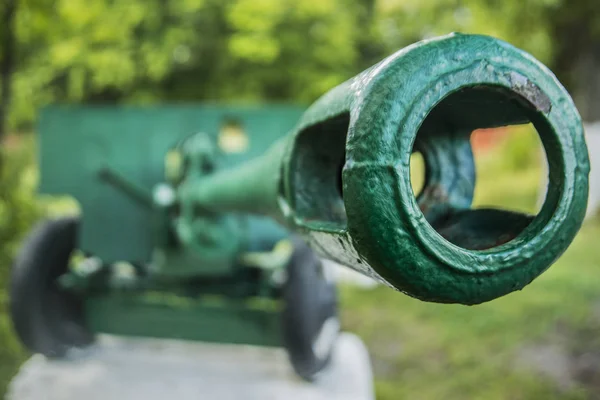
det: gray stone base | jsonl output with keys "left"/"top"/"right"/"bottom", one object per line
{"left": 583, "top": 123, "right": 600, "bottom": 219}
{"left": 7, "top": 333, "right": 374, "bottom": 400}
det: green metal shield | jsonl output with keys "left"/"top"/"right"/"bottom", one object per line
{"left": 38, "top": 105, "right": 305, "bottom": 264}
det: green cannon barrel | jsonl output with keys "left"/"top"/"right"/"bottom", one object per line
{"left": 178, "top": 33, "right": 590, "bottom": 305}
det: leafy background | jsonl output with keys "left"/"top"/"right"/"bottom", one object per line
{"left": 1, "top": 0, "right": 600, "bottom": 399}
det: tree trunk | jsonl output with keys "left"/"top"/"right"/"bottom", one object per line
{"left": 0, "top": 0, "right": 17, "bottom": 141}
{"left": 548, "top": 2, "right": 600, "bottom": 122}
{"left": 569, "top": 46, "right": 600, "bottom": 122}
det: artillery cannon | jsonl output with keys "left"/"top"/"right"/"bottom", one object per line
{"left": 9, "top": 33, "right": 589, "bottom": 380}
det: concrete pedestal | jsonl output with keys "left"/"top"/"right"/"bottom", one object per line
{"left": 583, "top": 123, "right": 600, "bottom": 219}
{"left": 7, "top": 333, "right": 374, "bottom": 400}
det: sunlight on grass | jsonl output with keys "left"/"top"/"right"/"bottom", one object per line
{"left": 410, "top": 152, "right": 425, "bottom": 196}
{"left": 472, "top": 124, "right": 545, "bottom": 215}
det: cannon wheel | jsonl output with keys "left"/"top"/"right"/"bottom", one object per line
{"left": 9, "top": 216, "right": 94, "bottom": 357}
{"left": 282, "top": 239, "right": 339, "bottom": 381}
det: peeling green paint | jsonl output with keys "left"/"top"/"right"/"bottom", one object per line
{"left": 187, "top": 33, "right": 589, "bottom": 305}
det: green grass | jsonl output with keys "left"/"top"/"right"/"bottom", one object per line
{"left": 340, "top": 220, "right": 600, "bottom": 399}
{"left": 472, "top": 124, "right": 546, "bottom": 215}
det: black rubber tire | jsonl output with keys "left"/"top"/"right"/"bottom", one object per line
{"left": 9, "top": 216, "right": 94, "bottom": 357}
{"left": 282, "top": 239, "right": 339, "bottom": 381}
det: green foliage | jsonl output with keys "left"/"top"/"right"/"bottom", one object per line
{"left": 0, "top": 136, "right": 42, "bottom": 397}
{"left": 5, "top": 0, "right": 594, "bottom": 131}
{"left": 0, "top": 137, "right": 42, "bottom": 283}
{"left": 374, "top": 0, "right": 557, "bottom": 64}
{"left": 7, "top": 0, "right": 366, "bottom": 130}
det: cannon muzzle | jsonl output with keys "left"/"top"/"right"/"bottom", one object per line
{"left": 180, "top": 33, "right": 589, "bottom": 305}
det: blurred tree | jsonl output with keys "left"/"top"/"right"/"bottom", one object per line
{"left": 548, "top": 0, "right": 600, "bottom": 121}
{"left": 375, "top": 0, "right": 600, "bottom": 121}
{"left": 11, "top": 0, "right": 214, "bottom": 126}
{"left": 3, "top": 0, "right": 600, "bottom": 129}
{"left": 0, "top": 137, "right": 41, "bottom": 284}
{"left": 0, "top": 136, "right": 41, "bottom": 398}
{"left": 8, "top": 0, "right": 367, "bottom": 131}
